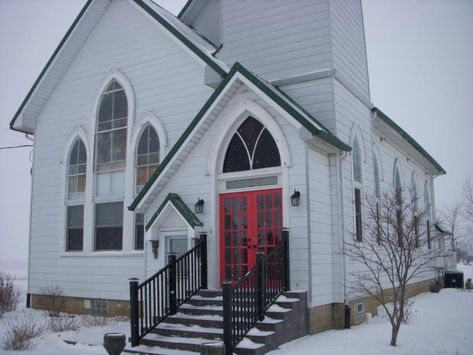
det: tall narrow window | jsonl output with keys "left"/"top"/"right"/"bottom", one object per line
{"left": 94, "top": 80, "right": 127, "bottom": 251}
{"left": 394, "top": 165, "right": 402, "bottom": 247}
{"left": 66, "top": 139, "right": 86, "bottom": 251}
{"left": 134, "top": 124, "right": 160, "bottom": 250}
{"left": 425, "top": 182, "right": 431, "bottom": 249}
{"left": 373, "top": 155, "right": 380, "bottom": 198}
{"left": 136, "top": 124, "right": 160, "bottom": 192}
{"left": 355, "top": 188, "right": 363, "bottom": 242}
{"left": 223, "top": 117, "right": 280, "bottom": 173}
{"left": 411, "top": 174, "right": 419, "bottom": 248}
{"left": 353, "top": 137, "right": 363, "bottom": 241}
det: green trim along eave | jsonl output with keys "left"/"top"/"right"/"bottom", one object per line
{"left": 146, "top": 192, "right": 203, "bottom": 231}
{"left": 129, "top": 61, "right": 350, "bottom": 211}
{"left": 372, "top": 107, "right": 446, "bottom": 175}
{"left": 133, "top": 0, "right": 226, "bottom": 77}
{"left": 9, "top": 0, "right": 94, "bottom": 134}
{"left": 177, "top": 0, "right": 193, "bottom": 18}
{"left": 9, "top": 0, "right": 227, "bottom": 134}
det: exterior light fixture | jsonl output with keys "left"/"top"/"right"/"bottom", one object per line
{"left": 291, "top": 189, "right": 301, "bottom": 206}
{"left": 195, "top": 198, "right": 204, "bottom": 214}
{"left": 151, "top": 240, "right": 159, "bottom": 259}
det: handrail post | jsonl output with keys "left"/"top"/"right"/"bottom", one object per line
{"left": 282, "top": 229, "right": 290, "bottom": 291}
{"left": 168, "top": 254, "right": 177, "bottom": 315}
{"left": 256, "top": 250, "right": 265, "bottom": 321}
{"left": 200, "top": 233, "right": 208, "bottom": 289}
{"left": 223, "top": 281, "right": 233, "bottom": 355}
{"left": 129, "top": 277, "right": 140, "bottom": 347}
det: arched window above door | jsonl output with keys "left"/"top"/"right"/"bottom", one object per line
{"left": 223, "top": 117, "right": 281, "bottom": 173}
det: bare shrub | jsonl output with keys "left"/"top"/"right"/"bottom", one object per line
{"left": 1, "top": 313, "right": 46, "bottom": 351}
{"left": 40, "top": 285, "right": 64, "bottom": 317}
{"left": 81, "top": 314, "right": 111, "bottom": 327}
{"left": 0, "top": 272, "right": 22, "bottom": 318}
{"left": 48, "top": 315, "right": 81, "bottom": 332}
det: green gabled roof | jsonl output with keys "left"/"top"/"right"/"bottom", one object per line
{"left": 372, "top": 107, "right": 446, "bottom": 175}
{"left": 129, "top": 61, "right": 350, "bottom": 211}
{"left": 9, "top": 0, "right": 227, "bottom": 134}
{"left": 146, "top": 193, "right": 203, "bottom": 231}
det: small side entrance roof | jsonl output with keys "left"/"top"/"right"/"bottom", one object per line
{"left": 146, "top": 193, "right": 203, "bottom": 231}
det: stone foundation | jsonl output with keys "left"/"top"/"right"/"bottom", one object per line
{"left": 308, "top": 278, "right": 435, "bottom": 333}
{"left": 30, "top": 294, "right": 130, "bottom": 317}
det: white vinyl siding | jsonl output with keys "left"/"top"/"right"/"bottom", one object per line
{"left": 28, "top": 0, "right": 213, "bottom": 300}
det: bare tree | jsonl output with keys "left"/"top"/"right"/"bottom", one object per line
{"left": 345, "top": 188, "right": 435, "bottom": 346}
{"left": 463, "top": 177, "right": 473, "bottom": 224}
{"left": 438, "top": 202, "right": 463, "bottom": 252}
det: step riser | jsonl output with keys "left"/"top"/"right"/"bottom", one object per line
{"left": 138, "top": 291, "right": 308, "bottom": 355}
{"left": 154, "top": 328, "right": 223, "bottom": 341}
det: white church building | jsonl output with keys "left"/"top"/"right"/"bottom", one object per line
{"left": 10, "top": 0, "right": 454, "bottom": 351}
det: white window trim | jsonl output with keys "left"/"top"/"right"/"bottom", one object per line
{"left": 88, "top": 70, "right": 135, "bottom": 253}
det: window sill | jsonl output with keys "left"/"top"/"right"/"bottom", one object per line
{"left": 60, "top": 251, "right": 144, "bottom": 257}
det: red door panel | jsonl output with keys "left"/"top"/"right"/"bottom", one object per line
{"left": 220, "top": 188, "right": 282, "bottom": 285}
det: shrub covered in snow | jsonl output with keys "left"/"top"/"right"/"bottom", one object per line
{"left": 0, "top": 272, "right": 22, "bottom": 318}
{"left": 81, "top": 314, "right": 111, "bottom": 327}
{"left": 48, "top": 315, "right": 81, "bottom": 332}
{"left": 1, "top": 313, "right": 45, "bottom": 350}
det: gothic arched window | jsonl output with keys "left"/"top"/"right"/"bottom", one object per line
{"left": 373, "top": 154, "right": 380, "bottom": 198}
{"left": 66, "top": 138, "right": 86, "bottom": 251}
{"left": 223, "top": 117, "right": 280, "bottom": 173}
{"left": 94, "top": 80, "right": 128, "bottom": 251}
{"left": 136, "top": 124, "right": 160, "bottom": 191}
{"left": 352, "top": 136, "right": 362, "bottom": 183}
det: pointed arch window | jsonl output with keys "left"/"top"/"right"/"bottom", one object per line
{"left": 352, "top": 137, "right": 362, "bottom": 184}
{"left": 394, "top": 165, "right": 402, "bottom": 204}
{"left": 94, "top": 80, "right": 128, "bottom": 251}
{"left": 411, "top": 173, "right": 419, "bottom": 248}
{"left": 95, "top": 80, "right": 128, "bottom": 173}
{"left": 134, "top": 124, "right": 160, "bottom": 250}
{"left": 66, "top": 138, "right": 86, "bottom": 251}
{"left": 136, "top": 124, "right": 160, "bottom": 192}
{"left": 223, "top": 117, "right": 280, "bottom": 173}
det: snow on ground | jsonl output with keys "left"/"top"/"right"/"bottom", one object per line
{"left": 270, "top": 263, "right": 473, "bottom": 355}
{"left": 0, "top": 264, "right": 472, "bottom": 354}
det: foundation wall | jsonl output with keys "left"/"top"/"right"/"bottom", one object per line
{"left": 30, "top": 294, "right": 130, "bottom": 317}
{"left": 308, "top": 277, "right": 436, "bottom": 333}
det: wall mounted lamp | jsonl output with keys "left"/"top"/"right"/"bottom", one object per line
{"left": 291, "top": 189, "right": 301, "bottom": 206}
{"left": 195, "top": 198, "right": 205, "bottom": 214}
{"left": 151, "top": 240, "right": 159, "bottom": 259}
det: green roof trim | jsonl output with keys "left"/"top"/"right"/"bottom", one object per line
{"left": 129, "top": 61, "right": 350, "bottom": 211}
{"left": 177, "top": 0, "right": 193, "bottom": 18}
{"left": 133, "top": 0, "right": 226, "bottom": 77}
{"left": 146, "top": 193, "right": 203, "bottom": 231}
{"left": 9, "top": 0, "right": 227, "bottom": 134}
{"left": 9, "top": 0, "right": 94, "bottom": 134}
{"left": 435, "top": 223, "right": 453, "bottom": 236}
{"left": 373, "top": 107, "right": 446, "bottom": 175}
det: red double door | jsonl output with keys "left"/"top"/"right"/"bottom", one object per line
{"left": 220, "top": 188, "right": 283, "bottom": 284}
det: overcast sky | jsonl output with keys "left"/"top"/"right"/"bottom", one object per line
{"left": 0, "top": 0, "right": 472, "bottom": 264}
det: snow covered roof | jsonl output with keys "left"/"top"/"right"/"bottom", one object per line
{"left": 372, "top": 107, "right": 446, "bottom": 176}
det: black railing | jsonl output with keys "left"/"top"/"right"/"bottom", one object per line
{"left": 129, "top": 234, "right": 207, "bottom": 346}
{"left": 223, "top": 230, "right": 290, "bottom": 354}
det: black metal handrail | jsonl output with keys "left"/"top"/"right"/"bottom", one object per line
{"left": 223, "top": 230, "right": 290, "bottom": 354}
{"left": 129, "top": 234, "right": 207, "bottom": 346}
